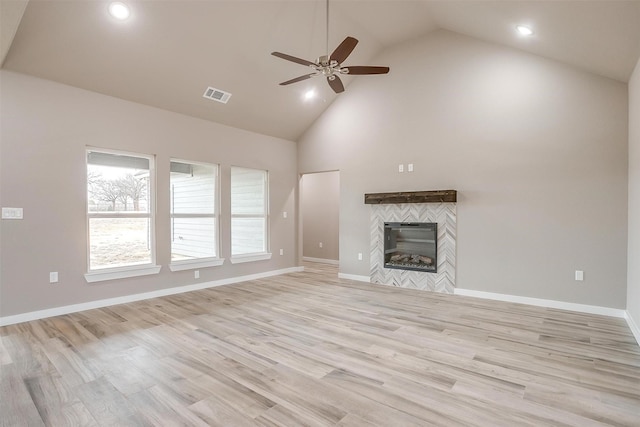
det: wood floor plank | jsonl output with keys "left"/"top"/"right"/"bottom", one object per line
{"left": 177, "top": 373, "right": 276, "bottom": 417}
{"left": 127, "top": 384, "right": 210, "bottom": 426}
{"left": 0, "top": 364, "right": 45, "bottom": 427}
{"left": 264, "top": 363, "right": 430, "bottom": 427}
{"left": 23, "top": 373, "right": 79, "bottom": 424}
{"left": 42, "top": 401, "right": 99, "bottom": 427}
{"left": 74, "top": 377, "right": 137, "bottom": 426}
{"left": 1, "top": 261, "right": 639, "bottom": 426}
{"left": 523, "top": 381, "right": 640, "bottom": 426}
{"left": 0, "top": 336, "right": 13, "bottom": 366}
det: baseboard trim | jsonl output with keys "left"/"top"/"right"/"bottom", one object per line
{"left": 453, "top": 288, "right": 626, "bottom": 319}
{"left": 338, "top": 273, "right": 371, "bottom": 283}
{"left": 625, "top": 311, "right": 640, "bottom": 346}
{"left": 0, "top": 266, "right": 304, "bottom": 327}
{"left": 302, "top": 257, "right": 339, "bottom": 265}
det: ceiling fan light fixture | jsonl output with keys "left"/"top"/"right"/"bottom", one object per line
{"left": 109, "top": 2, "right": 130, "bottom": 20}
{"left": 304, "top": 89, "right": 316, "bottom": 101}
{"left": 516, "top": 25, "right": 534, "bottom": 36}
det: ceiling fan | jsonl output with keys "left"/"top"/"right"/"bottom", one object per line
{"left": 271, "top": 0, "right": 390, "bottom": 94}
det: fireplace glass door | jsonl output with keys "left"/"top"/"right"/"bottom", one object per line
{"left": 384, "top": 222, "right": 437, "bottom": 272}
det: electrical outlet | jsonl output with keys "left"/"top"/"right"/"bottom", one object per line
{"left": 49, "top": 272, "right": 58, "bottom": 283}
{"left": 194, "top": 270, "right": 200, "bottom": 279}
{"left": 398, "top": 164, "right": 404, "bottom": 173}
{"left": 358, "top": 253, "right": 363, "bottom": 261}
{"left": 575, "top": 270, "right": 584, "bottom": 281}
{"left": 319, "top": 242, "right": 323, "bottom": 248}
{"left": 280, "top": 249, "right": 284, "bottom": 256}
{"left": 283, "top": 211, "right": 287, "bottom": 218}
{"left": 408, "top": 163, "right": 414, "bottom": 172}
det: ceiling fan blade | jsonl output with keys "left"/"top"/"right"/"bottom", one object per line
{"left": 344, "top": 66, "right": 390, "bottom": 75}
{"left": 271, "top": 52, "right": 316, "bottom": 67}
{"left": 327, "top": 76, "right": 344, "bottom": 93}
{"left": 330, "top": 37, "right": 358, "bottom": 64}
{"left": 279, "top": 73, "right": 315, "bottom": 86}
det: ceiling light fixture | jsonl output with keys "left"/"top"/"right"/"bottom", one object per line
{"left": 516, "top": 25, "right": 534, "bottom": 36}
{"left": 304, "top": 89, "right": 316, "bottom": 101}
{"left": 109, "top": 2, "right": 130, "bottom": 20}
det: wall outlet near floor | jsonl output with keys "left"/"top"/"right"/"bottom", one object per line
{"left": 49, "top": 272, "right": 58, "bottom": 283}
{"left": 283, "top": 211, "right": 287, "bottom": 218}
{"left": 575, "top": 270, "right": 584, "bottom": 281}
{"left": 319, "top": 242, "right": 323, "bottom": 248}
{"left": 194, "top": 270, "right": 200, "bottom": 279}
{"left": 279, "top": 249, "right": 284, "bottom": 256}
{"left": 358, "top": 253, "right": 363, "bottom": 261}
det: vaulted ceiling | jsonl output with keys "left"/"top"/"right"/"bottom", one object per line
{"left": 2, "top": 1, "right": 639, "bottom": 141}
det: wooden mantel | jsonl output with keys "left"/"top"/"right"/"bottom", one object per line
{"left": 364, "top": 190, "right": 457, "bottom": 205}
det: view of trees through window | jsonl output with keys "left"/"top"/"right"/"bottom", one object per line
{"left": 88, "top": 170, "right": 148, "bottom": 212}
{"left": 87, "top": 151, "right": 153, "bottom": 270}
{"left": 86, "top": 150, "right": 269, "bottom": 272}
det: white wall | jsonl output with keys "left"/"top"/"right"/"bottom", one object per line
{"left": 0, "top": 70, "right": 298, "bottom": 317}
{"left": 298, "top": 30, "right": 629, "bottom": 309}
{"left": 628, "top": 58, "right": 640, "bottom": 330}
{"left": 301, "top": 171, "right": 339, "bottom": 262}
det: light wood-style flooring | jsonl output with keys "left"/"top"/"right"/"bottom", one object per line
{"left": 1, "top": 262, "right": 639, "bottom": 426}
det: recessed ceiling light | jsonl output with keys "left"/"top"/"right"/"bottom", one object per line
{"left": 109, "top": 2, "right": 130, "bottom": 20}
{"left": 516, "top": 25, "right": 534, "bottom": 36}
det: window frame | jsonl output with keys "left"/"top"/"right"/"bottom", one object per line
{"left": 230, "top": 166, "right": 271, "bottom": 264}
{"left": 168, "top": 159, "right": 224, "bottom": 271}
{"left": 84, "top": 147, "right": 160, "bottom": 283}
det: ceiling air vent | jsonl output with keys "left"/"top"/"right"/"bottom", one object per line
{"left": 203, "top": 86, "right": 231, "bottom": 104}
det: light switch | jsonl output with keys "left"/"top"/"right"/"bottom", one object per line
{"left": 283, "top": 211, "right": 287, "bottom": 218}
{"left": 575, "top": 270, "right": 584, "bottom": 281}
{"left": 408, "top": 163, "right": 414, "bottom": 172}
{"left": 2, "top": 207, "right": 23, "bottom": 219}
{"left": 398, "top": 164, "right": 404, "bottom": 173}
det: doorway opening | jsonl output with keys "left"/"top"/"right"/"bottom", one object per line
{"left": 300, "top": 171, "right": 340, "bottom": 274}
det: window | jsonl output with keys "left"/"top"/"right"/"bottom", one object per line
{"left": 85, "top": 149, "right": 159, "bottom": 282}
{"left": 169, "top": 160, "right": 222, "bottom": 271}
{"left": 231, "top": 166, "right": 271, "bottom": 263}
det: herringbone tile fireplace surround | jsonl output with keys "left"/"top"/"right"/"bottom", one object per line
{"left": 370, "top": 202, "right": 456, "bottom": 293}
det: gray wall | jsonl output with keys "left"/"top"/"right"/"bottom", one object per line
{"left": 298, "top": 30, "right": 629, "bottom": 309}
{"left": 301, "top": 171, "right": 339, "bottom": 262}
{"left": 0, "top": 70, "right": 298, "bottom": 317}
{"left": 629, "top": 58, "right": 640, "bottom": 325}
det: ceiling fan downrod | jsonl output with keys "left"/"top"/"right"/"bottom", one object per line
{"left": 326, "top": 0, "right": 330, "bottom": 58}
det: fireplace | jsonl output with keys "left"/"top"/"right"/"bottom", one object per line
{"left": 368, "top": 191, "right": 456, "bottom": 293}
{"left": 384, "top": 222, "right": 437, "bottom": 272}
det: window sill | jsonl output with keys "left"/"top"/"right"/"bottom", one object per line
{"left": 85, "top": 264, "right": 161, "bottom": 283}
{"left": 169, "top": 258, "right": 225, "bottom": 272}
{"left": 230, "top": 253, "right": 272, "bottom": 264}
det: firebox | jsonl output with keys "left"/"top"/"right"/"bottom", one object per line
{"left": 384, "top": 222, "right": 437, "bottom": 272}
